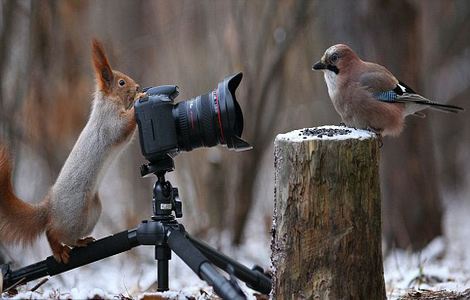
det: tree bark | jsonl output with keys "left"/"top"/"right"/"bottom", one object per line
{"left": 271, "top": 127, "right": 385, "bottom": 300}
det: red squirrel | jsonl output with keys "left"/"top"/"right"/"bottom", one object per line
{"left": 0, "top": 39, "right": 141, "bottom": 263}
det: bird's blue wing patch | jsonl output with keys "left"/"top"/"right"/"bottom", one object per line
{"left": 373, "top": 90, "right": 398, "bottom": 102}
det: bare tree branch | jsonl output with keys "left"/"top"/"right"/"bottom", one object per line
{"left": 0, "top": 0, "right": 18, "bottom": 122}
{"left": 252, "top": 0, "right": 312, "bottom": 140}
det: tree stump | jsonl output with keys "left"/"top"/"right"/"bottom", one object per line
{"left": 271, "top": 126, "right": 385, "bottom": 300}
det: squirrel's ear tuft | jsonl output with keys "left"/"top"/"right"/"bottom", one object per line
{"left": 92, "top": 38, "right": 114, "bottom": 93}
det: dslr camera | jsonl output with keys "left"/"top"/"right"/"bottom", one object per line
{"left": 135, "top": 72, "right": 251, "bottom": 171}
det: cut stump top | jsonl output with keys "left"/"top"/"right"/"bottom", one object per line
{"left": 276, "top": 125, "right": 376, "bottom": 142}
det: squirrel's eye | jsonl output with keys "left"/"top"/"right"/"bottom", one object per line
{"left": 118, "top": 79, "right": 126, "bottom": 86}
{"left": 330, "top": 53, "right": 339, "bottom": 64}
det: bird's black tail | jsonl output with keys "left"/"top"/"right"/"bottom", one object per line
{"left": 426, "top": 102, "right": 464, "bottom": 113}
{"left": 397, "top": 93, "right": 464, "bottom": 113}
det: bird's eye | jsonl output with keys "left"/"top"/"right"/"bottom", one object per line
{"left": 330, "top": 53, "right": 339, "bottom": 64}
{"left": 118, "top": 79, "right": 126, "bottom": 86}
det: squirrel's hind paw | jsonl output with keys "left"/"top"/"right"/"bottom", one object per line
{"left": 47, "top": 230, "right": 72, "bottom": 264}
{"left": 52, "top": 245, "right": 71, "bottom": 264}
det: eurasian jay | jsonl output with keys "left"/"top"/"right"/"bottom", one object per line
{"left": 312, "top": 44, "right": 464, "bottom": 136}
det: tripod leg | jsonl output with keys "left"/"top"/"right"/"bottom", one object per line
{"left": 155, "top": 246, "right": 171, "bottom": 291}
{"left": 2, "top": 229, "right": 140, "bottom": 289}
{"left": 186, "top": 234, "right": 272, "bottom": 295}
{"left": 157, "top": 260, "right": 168, "bottom": 291}
{"left": 167, "top": 228, "right": 246, "bottom": 300}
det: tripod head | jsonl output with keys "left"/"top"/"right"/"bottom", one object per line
{"left": 140, "top": 156, "right": 182, "bottom": 220}
{"left": 140, "top": 155, "right": 175, "bottom": 177}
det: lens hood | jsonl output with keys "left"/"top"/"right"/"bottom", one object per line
{"left": 218, "top": 72, "right": 252, "bottom": 151}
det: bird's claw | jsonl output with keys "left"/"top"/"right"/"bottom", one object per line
{"left": 366, "top": 127, "right": 384, "bottom": 148}
{"left": 377, "top": 135, "right": 383, "bottom": 148}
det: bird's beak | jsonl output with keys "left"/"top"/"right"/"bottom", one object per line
{"left": 312, "top": 61, "right": 326, "bottom": 70}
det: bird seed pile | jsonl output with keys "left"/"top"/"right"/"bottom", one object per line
{"left": 300, "top": 127, "right": 352, "bottom": 139}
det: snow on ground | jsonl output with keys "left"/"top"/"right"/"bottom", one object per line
{"left": 0, "top": 151, "right": 272, "bottom": 300}
{"left": 1, "top": 229, "right": 271, "bottom": 299}
{"left": 2, "top": 146, "right": 470, "bottom": 299}
{"left": 384, "top": 198, "right": 470, "bottom": 299}
{"left": 4, "top": 199, "right": 470, "bottom": 299}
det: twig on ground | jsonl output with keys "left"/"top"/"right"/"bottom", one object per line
{"left": 399, "top": 288, "right": 470, "bottom": 300}
{"left": 3, "top": 276, "right": 25, "bottom": 294}
{"left": 30, "top": 278, "right": 48, "bottom": 292}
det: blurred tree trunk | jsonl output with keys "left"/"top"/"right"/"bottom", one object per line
{"left": 319, "top": 0, "right": 442, "bottom": 250}
{"left": 228, "top": 0, "right": 313, "bottom": 245}
{"left": 420, "top": 1, "right": 470, "bottom": 194}
{"left": 96, "top": 0, "right": 155, "bottom": 228}
{"left": 163, "top": 0, "right": 314, "bottom": 244}
{"left": 232, "top": 149, "right": 259, "bottom": 243}
{"left": 0, "top": 0, "right": 16, "bottom": 125}
{"left": 0, "top": 0, "right": 18, "bottom": 268}
{"left": 7, "top": 0, "right": 90, "bottom": 177}
{"left": 368, "top": 0, "right": 442, "bottom": 251}
{"left": 205, "top": 155, "right": 227, "bottom": 232}
{"left": 143, "top": 1, "right": 315, "bottom": 245}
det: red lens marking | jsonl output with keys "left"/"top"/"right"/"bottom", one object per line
{"left": 190, "top": 110, "right": 195, "bottom": 128}
{"left": 214, "top": 91, "right": 225, "bottom": 143}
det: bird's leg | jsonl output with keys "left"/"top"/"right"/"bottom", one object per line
{"left": 367, "top": 127, "right": 384, "bottom": 148}
{"left": 377, "top": 134, "right": 383, "bottom": 148}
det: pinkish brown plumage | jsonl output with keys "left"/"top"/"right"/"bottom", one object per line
{"left": 312, "top": 44, "right": 464, "bottom": 136}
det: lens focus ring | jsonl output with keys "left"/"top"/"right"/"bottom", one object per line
{"left": 177, "top": 103, "right": 192, "bottom": 151}
{"left": 200, "top": 93, "right": 218, "bottom": 147}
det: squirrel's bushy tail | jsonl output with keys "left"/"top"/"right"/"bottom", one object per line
{"left": 0, "top": 147, "right": 49, "bottom": 245}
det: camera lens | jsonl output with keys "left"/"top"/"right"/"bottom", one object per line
{"left": 173, "top": 72, "right": 251, "bottom": 152}
{"left": 174, "top": 93, "right": 218, "bottom": 150}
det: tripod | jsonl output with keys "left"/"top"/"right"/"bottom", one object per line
{"left": 1, "top": 158, "right": 271, "bottom": 299}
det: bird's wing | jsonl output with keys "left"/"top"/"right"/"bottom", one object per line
{"left": 359, "top": 63, "right": 399, "bottom": 91}
{"left": 359, "top": 70, "right": 463, "bottom": 114}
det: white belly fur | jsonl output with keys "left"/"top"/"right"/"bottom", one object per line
{"left": 49, "top": 97, "right": 133, "bottom": 244}
{"left": 324, "top": 71, "right": 338, "bottom": 100}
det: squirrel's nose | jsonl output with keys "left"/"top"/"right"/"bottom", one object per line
{"left": 136, "top": 85, "right": 141, "bottom": 92}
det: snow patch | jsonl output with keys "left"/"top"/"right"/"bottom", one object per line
{"left": 276, "top": 125, "right": 375, "bottom": 142}
{"left": 384, "top": 200, "right": 470, "bottom": 299}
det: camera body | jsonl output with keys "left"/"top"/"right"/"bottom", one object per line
{"left": 135, "top": 73, "right": 251, "bottom": 167}
{"left": 135, "top": 85, "right": 181, "bottom": 163}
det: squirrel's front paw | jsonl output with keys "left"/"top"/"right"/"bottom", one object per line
{"left": 125, "top": 92, "right": 146, "bottom": 110}
{"left": 135, "top": 92, "right": 146, "bottom": 100}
